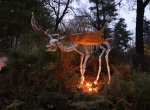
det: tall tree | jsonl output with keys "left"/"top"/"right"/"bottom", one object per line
{"left": 42, "top": 0, "right": 77, "bottom": 93}
{"left": 84, "top": 0, "right": 120, "bottom": 52}
{"left": 143, "top": 18, "right": 150, "bottom": 55}
{"left": 113, "top": 18, "right": 132, "bottom": 52}
{"left": 135, "top": 0, "right": 150, "bottom": 55}
{"left": 44, "top": 0, "right": 74, "bottom": 32}
{"left": 132, "top": 0, "right": 150, "bottom": 70}
{"left": 88, "top": 0, "right": 118, "bottom": 30}
{"left": 0, "top": 0, "right": 53, "bottom": 51}
{"left": 143, "top": 18, "right": 150, "bottom": 44}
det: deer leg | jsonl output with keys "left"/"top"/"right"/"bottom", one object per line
{"left": 74, "top": 49, "right": 86, "bottom": 86}
{"left": 81, "top": 54, "right": 90, "bottom": 84}
{"left": 105, "top": 42, "right": 111, "bottom": 84}
{"left": 94, "top": 46, "right": 106, "bottom": 85}
{"left": 80, "top": 54, "right": 85, "bottom": 84}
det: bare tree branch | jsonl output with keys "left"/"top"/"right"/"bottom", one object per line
{"left": 114, "top": 0, "right": 123, "bottom": 7}
{"left": 57, "top": 0, "right": 60, "bottom": 17}
{"left": 68, "top": 6, "right": 77, "bottom": 16}
{"left": 48, "top": 0, "right": 58, "bottom": 17}
{"left": 59, "top": 0, "right": 71, "bottom": 21}
{"left": 143, "top": 0, "right": 150, "bottom": 8}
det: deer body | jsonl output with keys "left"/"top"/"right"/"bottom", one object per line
{"left": 67, "top": 31, "right": 105, "bottom": 45}
{"left": 46, "top": 35, "right": 111, "bottom": 85}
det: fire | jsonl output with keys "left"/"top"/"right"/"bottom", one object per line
{"left": 79, "top": 81, "right": 99, "bottom": 93}
{"left": 86, "top": 82, "right": 92, "bottom": 87}
{"left": 94, "top": 81, "right": 97, "bottom": 85}
{"left": 88, "top": 88, "right": 92, "bottom": 92}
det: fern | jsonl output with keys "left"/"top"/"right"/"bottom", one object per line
{"left": 5, "top": 99, "right": 26, "bottom": 110}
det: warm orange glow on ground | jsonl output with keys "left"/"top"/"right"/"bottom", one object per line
{"left": 80, "top": 81, "right": 99, "bottom": 93}
{"left": 64, "top": 75, "right": 108, "bottom": 93}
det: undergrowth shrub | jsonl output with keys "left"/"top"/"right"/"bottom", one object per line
{"left": 100, "top": 71, "right": 150, "bottom": 110}
{"left": 0, "top": 48, "right": 150, "bottom": 110}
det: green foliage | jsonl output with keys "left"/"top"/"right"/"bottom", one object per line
{"left": 113, "top": 18, "right": 132, "bottom": 52}
{"left": 71, "top": 101, "right": 89, "bottom": 110}
{"left": 71, "top": 92, "right": 114, "bottom": 110}
{"left": 100, "top": 72, "right": 150, "bottom": 110}
{"left": 0, "top": 0, "right": 54, "bottom": 51}
{"left": 89, "top": 99, "right": 113, "bottom": 110}
{"left": 89, "top": 0, "right": 118, "bottom": 19}
{"left": 101, "top": 73, "right": 135, "bottom": 104}
{"left": 71, "top": 98, "right": 113, "bottom": 110}
{"left": 88, "top": 0, "right": 118, "bottom": 38}
{"left": 0, "top": 1, "right": 150, "bottom": 109}
{"left": 73, "top": 92, "right": 103, "bottom": 101}
{"left": 132, "top": 73, "right": 150, "bottom": 101}
{"left": 116, "top": 98, "right": 130, "bottom": 110}
{"left": 143, "top": 18, "right": 150, "bottom": 44}
{"left": 143, "top": 18, "right": 150, "bottom": 55}
{"left": 62, "top": 71, "right": 80, "bottom": 84}
{"left": 6, "top": 49, "right": 54, "bottom": 86}
{"left": 5, "top": 99, "right": 26, "bottom": 110}
{"left": 1, "top": 56, "right": 150, "bottom": 110}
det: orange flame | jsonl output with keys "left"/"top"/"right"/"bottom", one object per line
{"left": 79, "top": 81, "right": 99, "bottom": 93}
{"left": 88, "top": 88, "right": 92, "bottom": 92}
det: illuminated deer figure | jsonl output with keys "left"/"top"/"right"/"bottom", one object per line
{"left": 31, "top": 13, "right": 112, "bottom": 85}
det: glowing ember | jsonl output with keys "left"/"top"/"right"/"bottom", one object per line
{"left": 79, "top": 81, "right": 99, "bottom": 93}
{"left": 94, "top": 81, "right": 97, "bottom": 85}
{"left": 88, "top": 88, "right": 92, "bottom": 92}
{"left": 86, "top": 82, "right": 90, "bottom": 87}
{"left": 86, "top": 82, "right": 92, "bottom": 87}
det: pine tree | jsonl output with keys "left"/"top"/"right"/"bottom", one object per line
{"left": 88, "top": 0, "right": 118, "bottom": 30}
{"left": 143, "top": 18, "right": 150, "bottom": 55}
{"left": 113, "top": 18, "right": 132, "bottom": 52}
{"left": 135, "top": 0, "right": 150, "bottom": 55}
{"left": 0, "top": 0, "right": 54, "bottom": 51}
{"left": 143, "top": 18, "right": 150, "bottom": 44}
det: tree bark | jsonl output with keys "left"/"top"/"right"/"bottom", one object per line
{"left": 96, "top": 0, "right": 100, "bottom": 30}
{"left": 134, "top": 0, "right": 150, "bottom": 71}
{"left": 54, "top": 19, "right": 60, "bottom": 32}
{"left": 135, "top": 0, "right": 144, "bottom": 55}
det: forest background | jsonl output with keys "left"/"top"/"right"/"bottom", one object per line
{"left": 0, "top": 0, "right": 150, "bottom": 110}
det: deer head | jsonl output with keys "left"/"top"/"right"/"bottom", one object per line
{"left": 46, "top": 34, "right": 60, "bottom": 52}
{"left": 31, "top": 13, "right": 65, "bottom": 52}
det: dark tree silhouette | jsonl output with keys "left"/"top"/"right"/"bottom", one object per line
{"left": 114, "top": 18, "right": 132, "bottom": 52}
{"left": 45, "top": 0, "right": 73, "bottom": 32}
{"left": 135, "top": 0, "right": 150, "bottom": 55}
{"left": 88, "top": 0, "right": 118, "bottom": 30}
{"left": 0, "top": 0, "right": 53, "bottom": 51}
{"left": 133, "top": 0, "right": 150, "bottom": 70}
{"left": 143, "top": 18, "right": 150, "bottom": 44}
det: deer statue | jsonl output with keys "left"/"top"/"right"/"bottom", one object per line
{"left": 31, "top": 13, "right": 112, "bottom": 86}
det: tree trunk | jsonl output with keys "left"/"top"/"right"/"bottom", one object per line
{"left": 135, "top": 0, "right": 144, "bottom": 55}
{"left": 96, "top": 0, "right": 100, "bottom": 30}
{"left": 54, "top": 19, "right": 60, "bottom": 32}
{"left": 54, "top": 18, "right": 62, "bottom": 93}
{"left": 134, "top": 0, "right": 145, "bottom": 71}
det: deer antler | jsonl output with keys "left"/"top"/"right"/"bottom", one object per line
{"left": 31, "top": 12, "right": 52, "bottom": 39}
{"left": 61, "top": 22, "right": 69, "bottom": 34}
{"left": 99, "top": 17, "right": 111, "bottom": 32}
